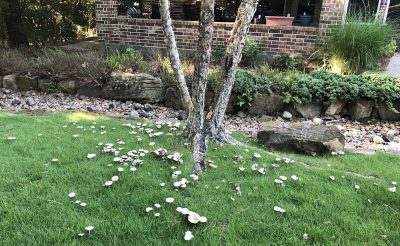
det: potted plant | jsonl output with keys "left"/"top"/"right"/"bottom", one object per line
{"left": 265, "top": 15, "right": 294, "bottom": 26}
{"left": 300, "top": 12, "right": 313, "bottom": 26}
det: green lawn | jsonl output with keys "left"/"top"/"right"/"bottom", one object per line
{"left": 0, "top": 112, "right": 399, "bottom": 246}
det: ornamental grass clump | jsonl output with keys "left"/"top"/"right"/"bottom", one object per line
{"left": 326, "top": 12, "right": 396, "bottom": 74}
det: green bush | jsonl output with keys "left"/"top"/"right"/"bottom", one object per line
{"left": 326, "top": 12, "right": 396, "bottom": 74}
{"left": 233, "top": 69, "right": 271, "bottom": 107}
{"left": 269, "top": 55, "right": 305, "bottom": 72}
{"left": 105, "top": 48, "right": 148, "bottom": 72}
{"left": 382, "top": 39, "right": 398, "bottom": 58}
{"left": 241, "top": 37, "right": 261, "bottom": 67}
{"left": 284, "top": 70, "right": 400, "bottom": 111}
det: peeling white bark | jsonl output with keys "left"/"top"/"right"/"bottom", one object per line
{"left": 159, "top": 0, "right": 193, "bottom": 112}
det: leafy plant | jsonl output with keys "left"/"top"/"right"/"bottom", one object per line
{"left": 105, "top": 48, "right": 147, "bottom": 72}
{"left": 233, "top": 69, "right": 271, "bottom": 107}
{"left": 269, "top": 55, "right": 305, "bottom": 72}
{"left": 241, "top": 37, "right": 261, "bottom": 67}
{"left": 382, "top": 39, "right": 398, "bottom": 58}
{"left": 326, "top": 12, "right": 396, "bottom": 74}
{"left": 211, "top": 45, "right": 226, "bottom": 65}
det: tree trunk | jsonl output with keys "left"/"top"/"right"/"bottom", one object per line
{"left": 207, "top": 0, "right": 258, "bottom": 143}
{"left": 159, "top": 0, "right": 193, "bottom": 112}
{"left": 4, "top": 0, "right": 28, "bottom": 48}
{"left": 188, "top": 0, "right": 215, "bottom": 172}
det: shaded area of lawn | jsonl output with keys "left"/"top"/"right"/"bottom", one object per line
{"left": 0, "top": 112, "right": 399, "bottom": 245}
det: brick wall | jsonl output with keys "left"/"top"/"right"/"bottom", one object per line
{"left": 318, "top": 0, "right": 346, "bottom": 36}
{"left": 96, "top": 0, "right": 322, "bottom": 56}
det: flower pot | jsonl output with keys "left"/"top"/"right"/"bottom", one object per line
{"left": 265, "top": 16, "right": 294, "bottom": 26}
{"left": 300, "top": 15, "right": 313, "bottom": 26}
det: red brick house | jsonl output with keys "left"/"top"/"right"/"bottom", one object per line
{"left": 95, "top": 0, "right": 391, "bottom": 56}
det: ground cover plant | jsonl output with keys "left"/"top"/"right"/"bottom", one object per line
{"left": 0, "top": 112, "right": 399, "bottom": 245}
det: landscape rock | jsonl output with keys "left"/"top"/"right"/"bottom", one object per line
{"left": 58, "top": 80, "right": 78, "bottom": 94}
{"left": 237, "top": 111, "right": 246, "bottom": 118}
{"left": 38, "top": 79, "right": 56, "bottom": 93}
{"left": 326, "top": 100, "right": 346, "bottom": 115}
{"left": 77, "top": 84, "right": 103, "bottom": 98}
{"left": 257, "top": 121, "right": 345, "bottom": 155}
{"left": 347, "top": 99, "right": 374, "bottom": 120}
{"left": 102, "top": 72, "right": 163, "bottom": 103}
{"left": 26, "top": 97, "right": 36, "bottom": 106}
{"left": 377, "top": 101, "right": 400, "bottom": 121}
{"left": 3, "top": 75, "right": 18, "bottom": 91}
{"left": 177, "top": 111, "right": 188, "bottom": 121}
{"left": 129, "top": 110, "right": 140, "bottom": 119}
{"left": 11, "top": 98, "right": 21, "bottom": 105}
{"left": 144, "top": 103, "right": 153, "bottom": 111}
{"left": 109, "top": 102, "right": 118, "bottom": 110}
{"left": 294, "top": 102, "right": 322, "bottom": 118}
{"left": 164, "top": 86, "right": 184, "bottom": 110}
{"left": 372, "top": 136, "right": 385, "bottom": 144}
{"left": 86, "top": 106, "right": 97, "bottom": 112}
{"left": 282, "top": 111, "right": 292, "bottom": 120}
{"left": 133, "top": 103, "right": 144, "bottom": 110}
{"left": 247, "top": 94, "right": 284, "bottom": 115}
{"left": 16, "top": 76, "right": 38, "bottom": 91}
{"left": 382, "top": 129, "right": 398, "bottom": 142}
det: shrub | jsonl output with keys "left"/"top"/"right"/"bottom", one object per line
{"left": 0, "top": 48, "right": 107, "bottom": 83}
{"left": 326, "top": 12, "right": 396, "bottom": 74}
{"left": 105, "top": 48, "right": 148, "bottom": 72}
{"left": 241, "top": 37, "right": 261, "bottom": 67}
{"left": 211, "top": 37, "right": 261, "bottom": 67}
{"left": 269, "top": 55, "right": 305, "bottom": 72}
{"left": 233, "top": 69, "right": 271, "bottom": 107}
{"left": 382, "top": 39, "right": 398, "bottom": 58}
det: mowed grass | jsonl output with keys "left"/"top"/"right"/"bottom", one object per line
{"left": 0, "top": 112, "right": 399, "bottom": 246}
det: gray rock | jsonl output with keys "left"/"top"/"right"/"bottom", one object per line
{"left": 12, "top": 98, "right": 21, "bottom": 105}
{"left": 237, "top": 111, "right": 246, "bottom": 118}
{"left": 140, "top": 111, "right": 151, "bottom": 118}
{"left": 282, "top": 111, "right": 292, "bottom": 120}
{"left": 129, "top": 110, "right": 140, "bottom": 119}
{"left": 377, "top": 101, "right": 400, "bottom": 121}
{"left": 16, "top": 76, "right": 38, "bottom": 91}
{"left": 246, "top": 128, "right": 257, "bottom": 136}
{"left": 144, "top": 103, "right": 153, "bottom": 111}
{"left": 77, "top": 84, "right": 103, "bottom": 98}
{"left": 121, "top": 105, "right": 129, "bottom": 111}
{"left": 347, "top": 99, "right": 374, "bottom": 120}
{"left": 3, "top": 75, "right": 18, "bottom": 91}
{"left": 294, "top": 102, "right": 322, "bottom": 118}
{"left": 67, "top": 106, "right": 77, "bottom": 110}
{"left": 3, "top": 89, "right": 11, "bottom": 94}
{"left": 372, "top": 136, "right": 385, "bottom": 144}
{"left": 248, "top": 94, "right": 284, "bottom": 115}
{"left": 177, "top": 111, "right": 188, "bottom": 121}
{"left": 133, "top": 103, "right": 144, "bottom": 110}
{"left": 164, "top": 86, "right": 184, "bottom": 110}
{"left": 87, "top": 106, "right": 97, "bottom": 112}
{"left": 0, "top": 102, "right": 5, "bottom": 107}
{"left": 26, "top": 97, "right": 36, "bottom": 106}
{"left": 58, "top": 80, "right": 78, "bottom": 94}
{"left": 382, "top": 129, "right": 399, "bottom": 142}
{"left": 325, "top": 99, "right": 346, "bottom": 115}
{"left": 79, "top": 95, "right": 87, "bottom": 100}
{"left": 109, "top": 102, "right": 118, "bottom": 110}
{"left": 257, "top": 121, "right": 345, "bottom": 155}
{"left": 102, "top": 72, "right": 163, "bottom": 103}
{"left": 312, "top": 117, "right": 323, "bottom": 125}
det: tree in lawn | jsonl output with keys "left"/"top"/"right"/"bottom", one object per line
{"left": 159, "top": 0, "right": 258, "bottom": 172}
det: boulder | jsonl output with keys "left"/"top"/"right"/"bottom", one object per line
{"left": 282, "top": 111, "right": 292, "bottom": 120}
{"left": 16, "top": 76, "right": 38, "bottom": 91}
{"left": 26, "top": 97, "right": 36, "bottom": 106}
{"left": 294, "top": 102, "right": 322, "bottom": 118}
{"left": 377, "top": 101, "right": 400, "bottom": 121}
{"left": 325, "top": 99, "right": 346, "bottom": 115}
{"left": 257, "top": 121, "right": 345, "bottom": 155}
{"left": 247, "top": 94, "right": 284, "bottom": 116}
{"left": 58, "top": 80, "right": 78, "bottom": 94}
{"left": 103, "top": 72, "right": 163, "bottom": 103}
{"left": 38, "top": 79, "right": 56, "bottom": 93}
{"left": 347, "top": 99, "right": 374, "bottom": 120}
{"left": 3, "top": 75, "right": 18, "bottom": 91}
{"left": 164, "top": 86, "right": 184, "bottom": 110}
{"left": 77, "top": 84, "right": 103, "bottom": 98}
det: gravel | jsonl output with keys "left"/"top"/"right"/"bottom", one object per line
{"left": 1, "top": 90, "right": 399, "bottom": 153}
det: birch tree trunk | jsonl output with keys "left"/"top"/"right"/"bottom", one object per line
{"left": 159, "top": 0, "right": 193, "bottom": 112}
{"left": 207, "top": 0, "right": 258, "bottom": 144}
{"left": 189, "top": 0, "right": 215, "bottom": 173}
